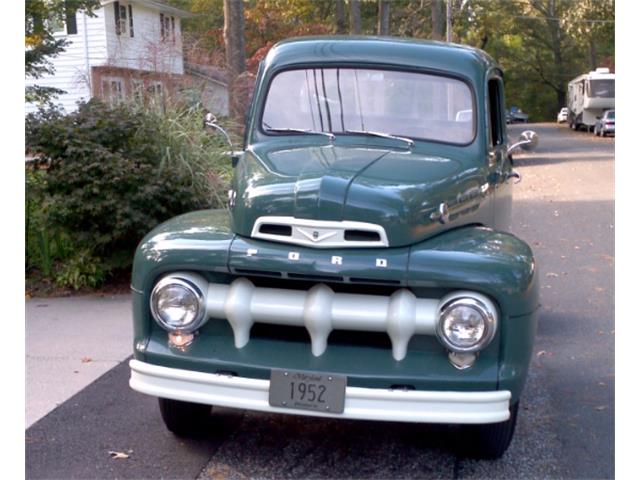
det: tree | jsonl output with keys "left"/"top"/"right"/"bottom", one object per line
{"left": 377, "top": 0, "right": 390, "bottom": 36}
{"left": 25, "top": 0, "right": 99, "bottom": 105}
{"left": 564, "top": 0, "right": 615, "bottom": 70}
{"left": 223, "top": 0, "right": 247, "bottom": 121}
{"left": 431, "top": 0, "right": 445, "bottom": 40}
{"left": 336, "top": 0, "right": 347, "bottom": 33}
{"left": 349, "top": 0, "right": 362, "bottom": 34}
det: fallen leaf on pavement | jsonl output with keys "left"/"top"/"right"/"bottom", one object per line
{"left": 546, "top": 272, "right": 559, "bottom": 278}
{"left": 594, "top": 406, "right": 607, "bottom": 411}
{"left": 537, "top": 350, "right": 548, "bottom": 358}
{"left": 81, "top": 357, "right": 92, "bottom": 363}
{"left": 109, "top": 451, "right": 130, "bottom": 459}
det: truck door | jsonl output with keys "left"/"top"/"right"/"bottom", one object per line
{"left": 486, "top": 73, "right": 512, "bottom": 231}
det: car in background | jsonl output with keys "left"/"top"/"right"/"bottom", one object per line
{"left": 557, "top": 107, "right": 568, "bottom": 123}
{"left": 507, "top": 106, "right": 529, "bottom": 123}
{"left": 594, "top": 109, "right": 615, "bottom": 137}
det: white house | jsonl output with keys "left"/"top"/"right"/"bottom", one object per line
{"left": 25, "top": 0, "right": 195, "bottom": 114}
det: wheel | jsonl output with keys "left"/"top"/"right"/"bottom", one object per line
{"left": 459, "top": 402, "right": 519, "bottom": 459}
{"left": 158, "top": 398, "right": 212, "bottom": 436}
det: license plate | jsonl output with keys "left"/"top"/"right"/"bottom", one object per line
{"left": 269, "top": 369, "right": 346, "bottom": 414}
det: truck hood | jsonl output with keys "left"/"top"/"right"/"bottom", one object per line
{"left": 231, "top": 143, "right": 492, "bottom": 247}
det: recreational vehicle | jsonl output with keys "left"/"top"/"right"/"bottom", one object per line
{"left": 567, "top": 68, "right": 615, "bottom": 131}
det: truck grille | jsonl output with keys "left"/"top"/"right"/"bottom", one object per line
{"left": 203, "top": 276, "right": 441, "bottom": 361}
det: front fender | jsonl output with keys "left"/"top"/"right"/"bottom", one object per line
{"left": 408, "top": 226, "right": 539, "bottom": 317}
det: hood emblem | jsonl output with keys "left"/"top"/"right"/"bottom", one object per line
{"left": 296, "top": 227, "right": 337, "bottom": 243}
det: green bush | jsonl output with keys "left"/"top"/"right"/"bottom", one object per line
{"left": 25, "top": 99, "right": 231, "bottom": 290}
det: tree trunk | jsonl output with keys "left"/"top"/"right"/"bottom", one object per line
{"left": 377, "top": 0, "right": 390, "bottom": 36}
{"left": 335, "top": 0, "right": 347, "bottom": 34}
{"left": 349, "top": 0, "right": 361, "bottom": 35}
{"left": 431, "top": 0, "right": 444, "bottom": 40}
{"left": 588, "top": 37, "right": 597, "bottom": 70}
{"left": 223, "top": 0, "right": 246, "bottom": 121}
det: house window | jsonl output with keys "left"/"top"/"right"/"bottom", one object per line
{"left": 147, "top": 81, "right": 165, "bottom": 111}
{"left": 132, "top": 80, "right": 144, "bottom": 103}
{"left": 160, "top": 13, "right": 175, "bottom": 42}
{"left": 44, "top": 4, "right": 78, "bottom": 35}
{"left": 147, "top": 81, "right": 164, "bottom": 100}
{"left": 47, "top": 16, "right": 66, "bottom": 35}
{"left": 65, "top": 4, "right": 78, "bottom": 35}
{"left": 101, "top": 77, "right": 125, "bottom": 106}
{"left": 114, "top": 2, "right": 134, "bottom": 37}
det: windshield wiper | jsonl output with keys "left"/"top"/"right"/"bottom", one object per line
{"left": 344, "top": 129, "right": 414, "bottom": 149}
{"left": 264, "top": 127, "right": 335, "bottom": 141}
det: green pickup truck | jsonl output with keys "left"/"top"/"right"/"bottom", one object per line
{"left": 129, "top": 36, "right": 539, "bottom": 459}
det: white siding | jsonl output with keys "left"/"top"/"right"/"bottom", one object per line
{"left": 26, "top": 1, "right": 187, "bottom": 115}
{"left": 25, "top": 9, "right": 108, "bottom": 114}
{"left": 104, "top": 2, "right": 184, "bottom": 75}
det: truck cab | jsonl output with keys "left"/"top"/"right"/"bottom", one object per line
{"left": 129, "top": 37, "right": 539, "bottom": 459}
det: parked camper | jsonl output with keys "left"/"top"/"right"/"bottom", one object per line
{"left": 567, "top": 68, "right": 615, "bottom": 131}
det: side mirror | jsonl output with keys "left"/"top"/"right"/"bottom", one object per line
{"left": 507, "top": 130, "right": 538, "bottom": 154}
{"left": 204, "top": 112, "right": 233, "bottom": 150}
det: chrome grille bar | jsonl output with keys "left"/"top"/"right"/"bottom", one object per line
{"left": 205, "top": 277, "right": 439, "bottom": 360}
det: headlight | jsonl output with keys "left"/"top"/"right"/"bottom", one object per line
{"left": 150, "top": 274, "right": 207, "bottom": 333}
{"left": 436, "top": 294, "right": 498, "bottom": 353}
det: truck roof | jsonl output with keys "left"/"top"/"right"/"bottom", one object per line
{"left": 263, "top": 36, "right": 501, "bottom": 82}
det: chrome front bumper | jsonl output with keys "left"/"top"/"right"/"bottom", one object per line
{"left": 129, "top": 359, "right": 511, "bottom": 424}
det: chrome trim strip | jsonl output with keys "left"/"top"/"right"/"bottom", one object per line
{"left": 129, "top": 359, "right": 512, "bottom": 424}
{"left": 251, "top": 216, "right": 389, "bottom": 248}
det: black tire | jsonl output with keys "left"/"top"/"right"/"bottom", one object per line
{"left": 158, "top": 398, "right": 212, "bottom": 436}
{"left": 459, "top": 402, "right": 519, "bottom": 459}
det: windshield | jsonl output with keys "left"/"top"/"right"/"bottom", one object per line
{"left": 261, "top": 68, "right": 475, "bottom": 145}
{"left": 588, "top": 79, "right": 615, "bottom": 98}
{"left": 606, "top": 110, "right": 615, "bottom": 119}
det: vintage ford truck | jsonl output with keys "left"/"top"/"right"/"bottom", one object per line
{"left": 129, "top": 37, "right": 539, "bottom": 459}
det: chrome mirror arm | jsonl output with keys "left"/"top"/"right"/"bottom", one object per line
{"left": 507, "top": 130, "right": 539, "bottom": 155}
{"left": 205, "top": 121, "right": 233, "bottom": 150}
{"left": 507, "top": 140, "right": 530, "bottom": 155}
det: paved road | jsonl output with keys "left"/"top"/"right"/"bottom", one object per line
{"left": 26, "top": 123, "right": 614, "bottom": 479}
{"left": 26, "top": 294, "right": 132, "bottom": 427}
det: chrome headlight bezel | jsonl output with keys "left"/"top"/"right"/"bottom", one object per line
{"left": 436, "top": 294, "right": 498, "bottom": 353}
{"left": 149, "top": 275, "right": 207, "bottom": 333}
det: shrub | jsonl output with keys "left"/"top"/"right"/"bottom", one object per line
{"left": 25, "top": 99, "right": 231, "bottom": 289}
